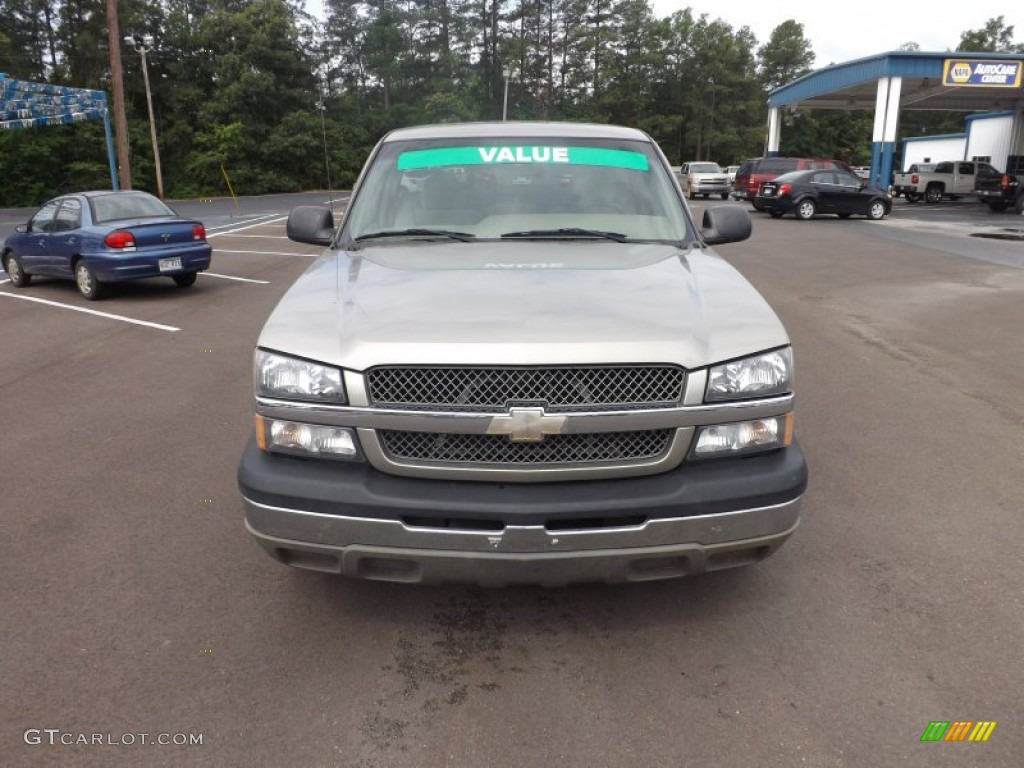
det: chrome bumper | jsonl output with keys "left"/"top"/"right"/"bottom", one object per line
{"left": 243, "top": 495, "right": 802, "bottom": 586}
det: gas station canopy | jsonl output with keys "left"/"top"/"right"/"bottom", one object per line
{"left": 764, "top": 52, "right": 1024, "bottom": 187}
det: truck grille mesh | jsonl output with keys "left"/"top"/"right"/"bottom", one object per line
{"left": 378, "top": 429, "right": 673, "bottom": 465}
{"left": 366, "top": 366, "right": 684, "bottom": 411}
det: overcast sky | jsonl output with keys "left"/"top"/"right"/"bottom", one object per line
{"left": 648, "top": 1, "right": 1024, "bottom": 66}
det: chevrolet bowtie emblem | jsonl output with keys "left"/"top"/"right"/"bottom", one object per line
{"left": 486, "top": 407, "right": 567, "bottom": 442}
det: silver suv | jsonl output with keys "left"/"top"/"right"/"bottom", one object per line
{"left": 678, "top": 161, "right": 732, "bottom": 200}
{"left": 237, "top": 122, "right": 807, "bottom": 586}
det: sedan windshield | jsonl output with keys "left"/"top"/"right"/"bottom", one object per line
{"left": 344, "top": 138, "right": 691, "bottom": 244}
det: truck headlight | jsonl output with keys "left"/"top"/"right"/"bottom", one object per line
{"left": 692, "top": 414, "right": 792, "bottom": 459}
{"left": 255, "top": 350, "right": 346, "bottom": 403}
{"left": 706, "top": 348, "right": 792, "bottom": 402}
{"left": 256, "top": 415, "right": 360, "bottom": 460}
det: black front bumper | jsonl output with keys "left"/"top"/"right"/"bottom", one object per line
{"left": 237, "top": 437, "right": 807, "bottom": 525}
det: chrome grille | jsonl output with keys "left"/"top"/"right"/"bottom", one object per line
{"left": 378, "top": 429, "right": 673, "bottom": 465}
{"left": 366, "top": 366, "right": 684, "bottom": 411}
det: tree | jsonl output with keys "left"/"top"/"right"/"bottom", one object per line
{"left": 758, "top": 20, "right": 814, "bottom": 92}
{"left": 957, "top": 16, "right": 1024, "bottom": 53}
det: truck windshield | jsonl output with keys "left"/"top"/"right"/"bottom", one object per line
{"left": 343, "top": 138, "right": 692, "bottom": 244}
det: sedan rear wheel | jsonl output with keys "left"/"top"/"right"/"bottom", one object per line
{"left": 173, "top": 271, "right": 198, "bottom": 287}
{"left": 867, "top": 200, "right": 887, "bottom": 220}
{"left": 4, "top": 253, "right": 31, "bottom": 287}
{"left": 75, "top": 261, "right": 105, "bottom": 301}
{"left": 795, "top": 199, "right": 816, "bottom": 220}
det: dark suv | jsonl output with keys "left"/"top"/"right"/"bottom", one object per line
{"left": 733, "top": 157, "right": 852, "bottom": 210}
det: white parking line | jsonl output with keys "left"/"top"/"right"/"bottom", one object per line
{"left": 0, "top": 291, "right": 180, "bottom": 332}
{"left": 220, "top": 234, "right": 291, "bottom": 239}
{"left": 201, "top": 272, "right": 270, "bottom": 284}
{"left": 207, "top": 216, "right": 287, "bottom": 238}
{"left": 215, "top": 249, "right": 318, "bottom": 257}
{"left": 0, "top": 278, "right": 9, "bottom": 285}
{"left": 204, "top": 214, "right": 280, "bottom": 233}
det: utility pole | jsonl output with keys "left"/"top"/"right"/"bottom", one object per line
{"left": 317, "top": 94, "right": 333, "bottom": 213}
{"left": 105, "top": 0, "right": 131, "bottom": 189}
{"left": 125, "top": 35, "right": 164, "bottom": 198}
{"left": 502, "top": 68, "right": 513, "bottom": 121}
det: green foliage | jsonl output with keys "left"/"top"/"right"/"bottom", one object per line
{"left": 185, "top": 122, "right": 247, "bottom": 195}
{"left": 2, "top": 3, "right": 1018, "bottom": 207}
{"left": 957, "top": 16, "right": 1024, "bottom": 53}
{"left": 759, "top": 20, "right": 814, "bottom": 91}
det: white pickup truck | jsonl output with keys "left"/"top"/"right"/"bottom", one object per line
{"left": 893, "top": 160, "right": 999, "bottom": 203}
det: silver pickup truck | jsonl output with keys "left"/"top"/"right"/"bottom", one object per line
{"left": 893, "top": 160, "right": 999, "bottom": 203}
{"left": 237, "top": 122, "right": 807, "bottom": 586}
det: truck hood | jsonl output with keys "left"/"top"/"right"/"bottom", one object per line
{"left": 257, "top": 241, "right": 789, "bottom": 370}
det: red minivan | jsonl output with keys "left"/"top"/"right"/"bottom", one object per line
{"left": 733, "top": 157, "right": 852, "bottom": 210}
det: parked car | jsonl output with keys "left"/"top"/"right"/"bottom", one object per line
{"left": 892, "top": 160, "right": 998, "bottom": 204}
{"left": 733, "top": 157, "right": 852, "bottom": 210}
{"left": 678, "top": 161, "right": 731, "bottom": 200}
{"left": 238, "top": 121, "right": 807, "bottom": 585}
{"left": 1, "top": 190, "right": 211, "bottom": 300}
{"left": 890, "top": 163, "right": 935, "bottom": 200}
{"left": 725, "top": 165, "right": 741, "bottom": 184}
{"left": 755, "top": 168, "right": 892, "bottom": 220}
{"left": 973, "top": 166, "right": 1024, "bottom": 213}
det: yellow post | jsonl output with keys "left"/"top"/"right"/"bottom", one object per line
{"left": 220, "top": 163, "right": 241, "bottom": 214}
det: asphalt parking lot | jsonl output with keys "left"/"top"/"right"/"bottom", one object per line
{"left": 2, "top": 192, "right": 1023, "bottom": 767}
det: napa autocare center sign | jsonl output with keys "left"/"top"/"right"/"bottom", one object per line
{"left": 942, "top": 59, "right": 1022, "bottom": 87}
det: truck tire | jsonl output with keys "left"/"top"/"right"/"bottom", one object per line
{"left": 924, "top": 185, "right": 943, "bottom": 204}
{"left": 904, "top": 192, "right": 921, "bottom": 203}
{"left": 987, "top": 201, "right": 1008, "bottom": 212}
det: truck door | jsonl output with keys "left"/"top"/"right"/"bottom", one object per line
{"left": 957, "top": 162, "right": 975, "bottom": 195}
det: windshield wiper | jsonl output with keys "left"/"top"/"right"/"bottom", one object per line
{"left": 500, "top": 228, "right": 628, "bottom": 242}
{"left": 354, "top": 228, "right": 476, "bottom": 243}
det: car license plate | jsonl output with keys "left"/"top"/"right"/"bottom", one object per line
{"left": 762, "top": 186, "right": 776, "bottom": 197}
{"left": 159, "top": 257, "right": 182, "bottom": 272}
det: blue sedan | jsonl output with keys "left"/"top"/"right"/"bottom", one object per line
{"left": 1, "top": 190, "right": 212, "bottom": 300}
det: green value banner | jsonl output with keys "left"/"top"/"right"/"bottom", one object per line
{"left": 397, "top": 145, "right": 649, "bottom": 171}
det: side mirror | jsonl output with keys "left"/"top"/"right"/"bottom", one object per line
{"left": 16, "top": 224, "right": 28, "bottom": 233}
{"left": 286, "top": 205, "right": 335, "bottom": 246}
{"left": 700, "top": 205, "right": 751, "bottom": 245}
